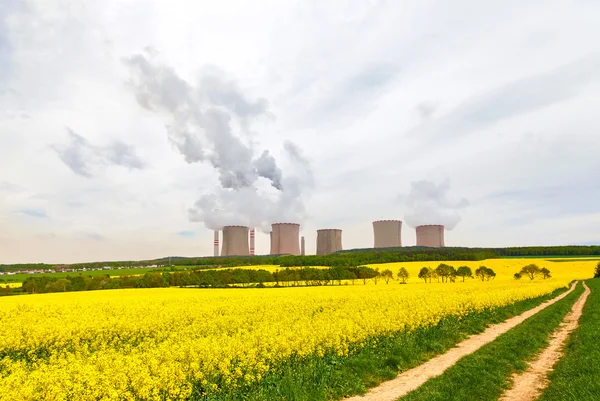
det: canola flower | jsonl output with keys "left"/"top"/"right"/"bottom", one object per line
{"left": 0, "top": 259, "right": 594, "bottom": 400}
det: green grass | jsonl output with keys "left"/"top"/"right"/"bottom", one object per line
{"left": 538, "top": 279, "right": 600, "bottom": 401}
{"left": 0, "top": 267, "right": 161, "bottom": 283}
{"left": 399, "top": 282, "right": 584, "bottom": 401}
{"left": 186, "top": 286, "right": 570, "bottom": 401}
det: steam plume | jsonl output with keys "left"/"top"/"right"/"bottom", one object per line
{"left": 124, "top": 50, "right": 312, "bottom": 230}
{"left": 403, "top": 179, "right": 468, "bottom": 230}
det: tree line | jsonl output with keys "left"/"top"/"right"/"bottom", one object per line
{"left": 18, "top": 266, "right": 382, "bottom": 295}
{"left": 2, "top": 245, "right": 599, "bottom": 273}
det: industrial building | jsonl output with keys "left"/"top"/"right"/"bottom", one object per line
{"left": 416, "top": 225, "right": 445, "bottom": 248}
{"left": 270, "top": 223, "right": 301, "bottom": 255}
{"left": 301, "top": 236, "right": 306, "bottom": 256}
{"left": 316, "top": 229, "right": 342, "bottom": 255}
{"left": 373, "top": 220, "right": 402, "bottom": 248}
{"left": 220, "top": 226, "right": 250, "bottom": 256}
{"left": 213, "top": 231, "right": 219, "bottom": 257}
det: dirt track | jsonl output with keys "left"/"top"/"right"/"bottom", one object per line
{"left": 345, "top": 281, "right": 578, "bottom": 401}
{"left": 499, "top": 281, "right": 590, "bottom": 401}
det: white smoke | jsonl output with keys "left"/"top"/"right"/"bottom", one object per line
{"left": 403, "top": 179, "right": 469, "bottom": 230}
{"left": 124, "top": 50, "right": 312, "bottom": 230}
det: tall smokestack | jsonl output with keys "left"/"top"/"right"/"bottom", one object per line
{"left": 416, "top": 225, "right": 445, "bottom": 248}
{"left": 213, "top": 230, "right": 219, "bottom": 257}
{"left": 316, "top": 229, "right": 342, "bottom": 255}
{"left": 373, "top": 220, "right": 402, "bottom": 248}
{"left": 221, "top": 226, "right": 250, "bottom": 256}
{"left": 301, "top": 236, "right": 305, "bottom": 256}
{"left": 250, "top": 228, "right": 255, "bottom": 255}
{"left": 270, "top": 223, "right": 300, "bottom": 255}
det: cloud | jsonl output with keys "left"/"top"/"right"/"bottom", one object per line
{"left": 176, "top": 230, "right": 197, "bottom": 238}
{"left": 409, "top": 54, "right": 600, "bottom": 141}
{"left": 52, "top": 128, "right": 145, "bottom": 177}
{"left": 402, "top": 179, "right": 469, "bottom": 230}
{"left": 19, "top": 208, "right": 48, "bottom": 218}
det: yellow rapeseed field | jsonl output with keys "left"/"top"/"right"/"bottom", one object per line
{"left": 0, "top": 259, "right": 594, "bottom": 400}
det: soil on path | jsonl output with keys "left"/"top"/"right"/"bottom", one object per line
{"left": 345, "top": 281, "right": 579, "bottom": 401}
{"left": 499, "top": 281, "right": 591, "bottom": 401}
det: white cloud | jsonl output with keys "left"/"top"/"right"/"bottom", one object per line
{"left": 1, "top": 0, "right": 599, "bottom": 262}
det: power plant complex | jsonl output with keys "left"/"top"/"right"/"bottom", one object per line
{"left": 211, "top": 220, "right": 446, "bottom": 256}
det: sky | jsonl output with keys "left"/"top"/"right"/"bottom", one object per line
{"left": 1, "top": 0, "right": 599, "bottom": 264}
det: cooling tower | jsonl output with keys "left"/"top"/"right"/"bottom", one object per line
{"left": 221, "top": 226, "right": 250, "bottom": 256}
{"left": 316, "top": 229, "right": 342, "bottom": 255}
{"left": 373, "top": 220, "right": 402, "bottom": 248}
{"left": 416, "top": 225, "right": 445, "bottom": 248}
{"left": 250, "top": 229, "right": 255, "bottom": 256}
{"left": 301, "top": 236, "right": 306, "bottom": 256}
{"left": 270, "top": 223, "right": 301, "bottom": 255}
{"left": 213, "top": 231, "right": 219, "bottom": 257}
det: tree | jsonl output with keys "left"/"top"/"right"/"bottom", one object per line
{"left": 435, "top": 264, "right": 454, "bottom": 283}
{"left": 540, "top": 267, "right": 551, "bottom": 279}
{"left": 475, "top": 266, "right": 488, "bottom": 281}
{"left": 397, "top": 267, "right": 409, "bottom": 284}
{"left": 520, "top": 264, "right": 541, "bottom": 280}
{"left": 381, "top": 269, "right": 394, "bottom": 284}
{"left": 475, "top": 266, "right": 495, "bottom": 281}
{"left": 595, "top": 262, "right": 600, "bottom": 278}
{"left": 514, "top": 272, "right": 522, "bottom": 280}
{"left": 456, "top": 266, "right": 473, "bottom": 282}
{"left": 418, "top": 267, "right": 431, "bottom": 283}
{"left": 372, "top": 268, "right": 381, "bottom": 285}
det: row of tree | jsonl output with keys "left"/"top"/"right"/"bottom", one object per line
{"left": 514, "top": 264, "right": 552, "bottom": 280}
{"left": 415, "top": 264, "right": 496, "bottom": 283}
{"left": 19, "top": 266, "right": 384, "bottom": 294}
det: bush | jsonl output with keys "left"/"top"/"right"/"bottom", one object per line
{"left": 595, "top": 262, "right": 600, "bottom": 279}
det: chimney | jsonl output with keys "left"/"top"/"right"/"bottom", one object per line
{"left": 213, "top": 230, "right": 219, "bottom": 257}
{"left": 301, "top": 236, "right": 305, "bottom": 256}
{"left": 250, "top": 228, "right": 255, "bottom": 256}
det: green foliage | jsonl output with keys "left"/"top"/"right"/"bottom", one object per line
{"left": 418, "top": 267, "right": 431, "bottom": 283}
{"left": 435, "top": 264, "right": 455, "bottom": 283}
{"left": 514, "top": 272, "right": 522, "bottom": 280}
{"left": 397, "top": 267, "right": 409, "bottom": 284}
{"left": 456, "top": 266, "right": 473, "bottom": 282}
{"left": 475, "top": 266, "right": 496, "bottom": 281}
{"left": 520, "top": 264, "right": 541, "bottom": 280}
{"left": 19, "top": 266, "right": 380, "bottom": 295}
{"left": 540, "top": 267, "right": 552, "bottom": 279}
{"left": 595, "top": 262, "right": 600, "bottom": 278}
{"left": 380, "top": 269, "right": 394, "bottom": 284}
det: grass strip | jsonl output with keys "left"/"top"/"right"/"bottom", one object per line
{"left": 189, "top": 286, "right": 570, "bottom": 401}
{"left": 399, "top": 282, "right": 584, "bottom": 401}
{"left": 537, "top": 279, "right": 600, "bottom": 401}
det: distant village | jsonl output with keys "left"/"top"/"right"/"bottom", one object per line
{"left": 0, "top": 265, "right": 159, "bottom": 276}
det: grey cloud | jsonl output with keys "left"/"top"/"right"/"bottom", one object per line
{"left": 19, "top": 208, "right": 48, "bottom": 218}
{"left": 52, "top": 128, "right": 144, "bottom": 177}
{"left": 410, "top": 54, "right": 600, "bottom": 140}
{"left": 253, "top": 150, "right": 283, "bottom": 190}
{"left": 126, "top": 52, "right": 314, "bottom": 230}
{"left": 403, "top": 179, "right": 469, "bottom": 230}
{"left": 415, "top": 101, "right": 437, "bottom": 119}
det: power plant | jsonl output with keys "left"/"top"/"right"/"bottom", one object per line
{"left": 373, "top": 220, "right": 402, "bottom": 248}
{"left": 416, "top": 225, "right": 445, "bottom": 248}
{"left": 316, "top": 229, "right": 342, "bottom": 255}
{"left": 210, "top": 219, "right": 447, "bottom": 257}
{"left": 270, "top": 223, "right": 301, "bottom": 255}
{"left": 220, "top": 226, "right": 250, "bottom": 256}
